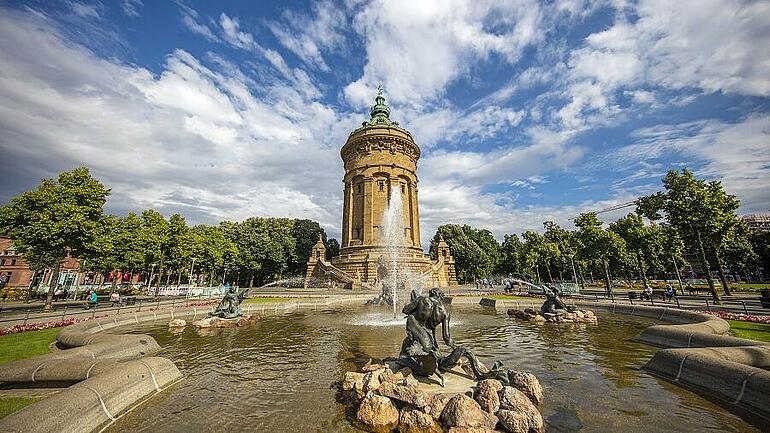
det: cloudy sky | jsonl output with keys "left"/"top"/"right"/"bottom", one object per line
{"left": 0, "top": 0, "right": 768, "bottom": 247}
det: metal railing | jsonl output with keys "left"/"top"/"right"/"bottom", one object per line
{"left": 576, "top": 291, "right": 767, "bottom": 317}
{"left": 0, "top": 295, "right": 222, "bottom": 327}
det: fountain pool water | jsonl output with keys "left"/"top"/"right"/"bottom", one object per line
{"left": 108, "top": 305, "right": 762, "bottom": 433}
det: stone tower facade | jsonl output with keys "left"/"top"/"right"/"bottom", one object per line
{"left": 305, "top": 87, "right": 457, "bottom": 289}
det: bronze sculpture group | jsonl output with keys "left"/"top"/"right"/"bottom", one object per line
{"left": 208, "top": 286, "right": 248, "bottom": 319}
{"left": 397, "top": 288, "right": 513, "bottom": 386}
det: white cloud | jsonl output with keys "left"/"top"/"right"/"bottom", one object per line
{"left": 554, "top": 0, "right": 770, "bottom": 129}
{"left": 68, "top": 1, "right": 100, "bottom": 19}
{"left": 179, "top": 5, "right": 219, "bottom": 42}
{"left": 219, "top": 13, "right": 258, "bottom": 51}
{"left": 344, "top": 0, "right": 544, "bottom": 106}
{"left": 120, "top": 0, "right": 143, "bottom": 18}
{"left": 268, "top": 1, "right": 347, "bottom": 71}
{"left": 611, "top": 115, "right": 770, "bottom": 213}
{"left": 0, "top": 8, "right": 346, "bottom": 236}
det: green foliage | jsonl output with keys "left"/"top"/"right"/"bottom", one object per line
{"left": 290, "top": 219, "right": 326, "bottom": 274}
{"left": 326, "top": 238, "right": 340, "bottom": 259}
{"left": 638, "top": 168, "right": 744, "bottom": 301}
{"left": 0, "top": 167, "right": 109, "bottom": 270}
{"left": 498, "top": 233, "right": 525, "bottom": 276}
{"left": 0, "top": 167, "right": 110, "bottom": 307}
{"left": 429, "top": 224, "right": 500, "bottom": 283}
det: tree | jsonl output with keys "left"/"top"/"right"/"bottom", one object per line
{"left": 326, "top": 238, "right": 340, "bottom": 260}
{"left": 138, "top": 210, "right": 169, "bottom": 290}
{"left": 574, "top": 213, "right": 625, "bottom": 296}
{"left": 0, "top": 167, "right": 109, "bottom": 309}
{"left": 610, "top": 214, "right": 652, "bottom": 288}
{"left": 522, "top": 231, "right": 559, "bottom": 283}
{"left": 640, "top": 169, "right": 741, "bottom": 302}
{"left": 543, "top": 221, "right": 575, "bottom": 281}
{"left": 429, "top": 224, "right": 500, "bottom": 283}
{"left": 290, "top": 219, "right": 326, "bottom": 275}
{"left": 749, "top": 229, "right": 770, "bottom": 280}
{"left": 498, "top": 234, "right": 525, "bottom": 277}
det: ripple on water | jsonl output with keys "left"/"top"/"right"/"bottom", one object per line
{"left": 110, "top": 305, "right": 764, "bottom": 433}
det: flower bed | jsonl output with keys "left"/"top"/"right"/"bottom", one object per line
{"left": 697, "top": 310, "right": 770, "bottom": 324}
{"left": 0, "top": 317, "right": 92, "bottom": 336}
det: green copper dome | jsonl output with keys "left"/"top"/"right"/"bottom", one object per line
{"left": 363, "top": 84, "right": 399, "bottom": 127}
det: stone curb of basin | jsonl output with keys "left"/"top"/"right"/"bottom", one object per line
{"left": 475, "top": 296, "right": 770, "bottom": 423}
{"left": 0, "top": 294, "right": 373, "bottom": 433}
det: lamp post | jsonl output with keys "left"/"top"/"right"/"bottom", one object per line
{"left": 148, "top": 263, "right": 157, "bottom": 294}
{"left": 188, "top": 257, "right": 197, "bottom": 287}
{"left": 222, "top": 267, "right": 228, "bottom": 286}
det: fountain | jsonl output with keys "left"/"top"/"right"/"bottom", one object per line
{"left": 368, "top": 187, "right": 430, "bottom": 315}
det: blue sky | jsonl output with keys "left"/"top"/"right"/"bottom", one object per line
{"left": 0, "top": 0, "right": 768, "bottom": 247}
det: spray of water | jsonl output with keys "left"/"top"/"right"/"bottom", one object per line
{"left": 380, "top": 185, "right": 428, "bottom": 317}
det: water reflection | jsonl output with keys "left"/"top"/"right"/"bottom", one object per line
{"left": 107, "top": 305, "right": 761, "bottom": 433}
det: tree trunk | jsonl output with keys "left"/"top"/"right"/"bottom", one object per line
{"left": 44, "top": 262, "right": 63, "bottom": 311}
{"left": 577, "top": 265, "right": 586, "bottom": 290}
{"left": 712, "top": 250, "right": 731, "bottom": 295}
{"left": 697, "top": 230, "right": 720, "bottom": 303}
{"left": 535, "top": 265, "right": 541, "bottom": 284}
{"left": 589, "top": 266, "right": 594, "bottom": 284}
{"left": 671, "top": 253, "right": 684, "bottom": 294}
{"left": 635, "top": 251, "right": 649, "bottom": 288}
{"left": 545, "top": 264, "right": 553, "bottom": 283}
{"left": 25, "top": 270, "right": 38, "bottom": 304}
{"left": 603, "top": 259, "right": 612, "bottom": 297}
{"left": 249, "top": 272, "right": 254, "bottom": 288}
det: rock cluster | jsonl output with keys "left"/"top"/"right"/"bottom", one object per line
{"left": 339, "top": 361, "right": 544, "bottom": 433}
{"left": 507, "top": 308, "right": 597, "bottom": 324}
{"left": 189, "top": 314, "right": 260, "bottom": 328}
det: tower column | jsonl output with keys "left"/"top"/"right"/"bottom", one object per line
{"left": 411, "top": 183, "right": 421, "bottom": 249}
{"left": 342, "top": 181, "right": 352, "bottom": 248}
{"left": 362, "top": 177, "right": 374, "bottom": 245}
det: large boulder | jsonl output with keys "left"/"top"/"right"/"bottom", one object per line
{"left": 363, "top": 368, "right": 386, "bottom": 393}
{"left": 343, "top": 371, "right": 366, "bottom": 400}
{"left": 498, "top": 387, "right": 544, "bottom": 433}
{"left": 399, "top": 406, "right": 442, "bottom": 433}
{"left": 439, "top": 394, "right": 498, "bottom": 430}
{"left": 192, "top": 317, "right": 218, "bottom": 328}
{"left": 497, "top": 409, "right": 530, "bottom": 433}
{"left": 474, "top": 379, "right": 503, "bottom": 413}
{"left": 363, "top": 360, "right": 386, "bottom": 372}
{"left": 507, "top": 371, "right": 544, "bottom": 406}
{"left": 424, "top": 393, "right": 455, "bottom": 419}
{"left": 377, "top": 381, "right": 428, "bottom": 408}
{"left": 379, "top": 368, "right": 405, "bottom": 385}
{"left": 356, "top": 394, "right": 399, "bottom": 431}
{"left": 168, "top": 318, "right": 187, "bottom": 328}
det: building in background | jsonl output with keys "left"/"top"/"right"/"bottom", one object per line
{"left": 0, "top": 236, "right": 82, "bottom": 291}
{"left": 741, "top": 214, "right": 770, "bottom": 232}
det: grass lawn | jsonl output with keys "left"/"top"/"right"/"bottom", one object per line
{"left": 728, "top": 320, "right": 770, "bottom": 343}
{"left": 242, "top": 297, "right": 295, "bottom": 304}
{"left": 0, "top": 327, "right": 60, "bottom": 366}
{"left": 0, "top": 397, "right": 38, "bottom": 420}
{"left": 730, "top": 283, "right": 770, "bottom": 292}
